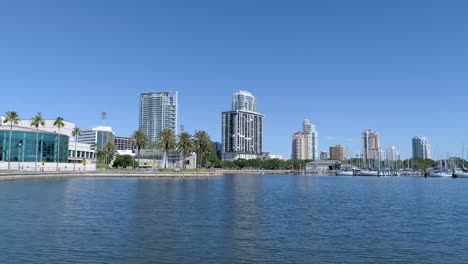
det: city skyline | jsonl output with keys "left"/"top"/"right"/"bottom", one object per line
{"left": 0, "top": 1, "right": 467, "bottom": 159}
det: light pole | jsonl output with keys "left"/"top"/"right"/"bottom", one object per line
{"left": 18, "top": 140, "right": 23, "bottom": 171}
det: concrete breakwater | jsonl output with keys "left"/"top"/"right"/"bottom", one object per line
{"left": 0, "top": 171, "right": 223, "bottom": 181}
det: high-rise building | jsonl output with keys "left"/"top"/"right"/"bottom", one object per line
{"left": 114, "top": 136, "right": 131, "bottom": 151}
{"left": 292, "top": 131, "right": 311, "bottom": 160}
{"left": 78, "top": 126, "right": 115, "bottom": 151}
{"left": 362, "top": 129, "right": 380, "bottom": 168}
{"left": 386, "top": 146, "right": 399, "bottom": 161}
{"left": 222, "top": 91, "right": 263, "bottom": 160}
{"left": 291, "top": 119, "right": 318, "bottom": 160}
{"left": 139, "top": 91, "right": 178, "bottom": 144}
{"left": 213, "top": 142, "right": 222, "bottom": 160}
{"left": 330, "top": 145, "right": 347, "bottom": 161}
{"left": 302, "top": 119, "right": 318, "bottom": 160}
{"left": 412, "top": 136, "right": 430, "bottom": 159}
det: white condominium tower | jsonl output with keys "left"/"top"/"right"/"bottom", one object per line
{"left": 412, "top": 136, "right": 430, "bottom": 160}
{"left": 222, "top": 91, "right": 263, "bottom": 160}
{"left": 139, "top": 91, "right": 178, "bottom": 144}
{"left": 292, "top": 119, "right": 318, "bottom": 160}
{"left": 303, "top": 119, "right": 318, "bottom": 160}
{"left": 232, "top": 90, "right": 256, "bottom": 112}
{"left": 362, "top": 129, "right": 380, "bottom": 168}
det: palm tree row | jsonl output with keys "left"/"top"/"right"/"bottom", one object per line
{"left": 3, "top": 111, "right": 82, "bottom": 172}
{"left": 129, "top": 129, "right": 214, "bottom": 170}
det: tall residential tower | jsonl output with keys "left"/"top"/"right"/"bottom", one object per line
{"left": 222, "top": 91, "right": 263, "bottom": 160}
{"left": 292, "top": 119, "right": 318, "bottom": 160}
{"left": 362, "top": 129, "right": 380, "bottom": 168}
{"left": 139, "top": 91, "right": 178, "bottom": 144}
{"left": 412, "top": 136, "right": 430, "bottom": 159}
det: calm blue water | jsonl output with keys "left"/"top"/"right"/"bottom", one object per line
{"left": 1, "top": 174, "right": 468, "bottom": 263}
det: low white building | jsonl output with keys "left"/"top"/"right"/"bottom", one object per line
{"left": 305, "top": 160, "right": 341, "bottom": 174}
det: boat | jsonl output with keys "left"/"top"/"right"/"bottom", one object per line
{"left": 336, "top": 169, "right": 354, "bottom": 176}
{"left": 454, "top": 169, "right": 468, "bottom": 178}
{"left": 360, "top": 170, "right": 379, "bottom": 176}
{"left": 428, "top": 169, "right": 453, "bottom": 177}
{"left": 456, "top": 172, "right": 468, "bottom": 178}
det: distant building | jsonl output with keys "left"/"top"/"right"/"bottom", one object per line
{"left": 362, "top": 129, "right": 380, "bottom": 168}
{"left": 114, "top": 136, "right": 131, "bottom": 151}
{"left": 292, "top": 131, "right": 311, "bottom": 160}
{"left": 139, "top": 91, "right": 178, "bottom": 144}
{"left": 222, "top": 91, "right": 263, "bottom": 160}
{"left": 302, "top": 119, "right": 318, "bottom": 160}
{"left": 386, "top": 146, "right": 399, "bottom": 161}
{"left": 320, "top": 151, "right": 330, "bottom": 160}
{"left": 78, "top": 126, "right": 115, "bottom": 151}
{"left": 412, "top": 136, "right": 430, "bottom": 160}
{"left": 291, "top": 119, "right": 318, "bottom": 160}
{"left": 213, "top": 142, "right": 222, "bottom": 160}
{"left": 330, "top": 145, "right": 347, "bottom": 161}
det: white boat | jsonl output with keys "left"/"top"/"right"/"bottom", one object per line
{"left": 336, "top": 170, "right": 354, "bottom": 176}
{"left": 457, "top": 172, "right": 468, "bottom": 178}
{"left": 360, "top": 170, "right": 379, "bottom": 176}
{"left": 454, "top": 169, "right": 468, "bottom": 178}
{"left": 428, "top": 170, "right": 453, "bottom": 177}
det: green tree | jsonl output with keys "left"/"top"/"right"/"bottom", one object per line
{"left": 130, "top": 130, "right": 149, "bottom": 169}
{"left": 71, "top": 127, "right": 81, "bottom": 171}
{"left": 30, "top": 113, "right": 45, "bottom": 172}
{"left": 103, "top": 141, "right": 116, "bottom": 165}
{"left": 177, "top": 132, "right": 193, "bottom": 169}
{"left": 96, "top": 150, "right": 105, "bottom": 164}
{"left": 157, "top": 129, "right": 176, "bottom": 169}
{"left": 113, "top": 154, "right": 138, "bottom": 168}
{"left": 53, "top": 117, "right": 65, "bottom": 171}
{"left": 3, "top": 111, "right": 20, "bottom": 171}
{"left": 193, "top": 131, "right": 213, "bottom": 168}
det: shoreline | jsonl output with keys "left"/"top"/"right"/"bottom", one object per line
{"left": 0, "top": 171, "right": 223, "bottom": 181}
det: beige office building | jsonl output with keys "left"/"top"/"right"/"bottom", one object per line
{"left": 330, "top": 145, "right": 347, "bottom": 161}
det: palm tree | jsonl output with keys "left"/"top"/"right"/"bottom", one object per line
{"left": 53, "top": 117, "right": 65, "bottom": 171}
{"left": 177, "top": 132, "right": 193, "bottom": 169}
{"left": 3, "top": 111, "right": 20, "bottom": 171}
{"left": 72, "top": 127, "right": 81, "bottom": 171}
{"left": 157, "top": 129, "right": 176, "bottom": 169}
{"left": 103, "top": 141, "right": 116, "bottom": 166}
{"left": 30, "top": 113, "right": 45, "bottom": 172}
{"left": 130, "top": 130, "right": 149, "bottom": 169}
{"left": 193, "top": 130, "right": 213, "bottom": 168}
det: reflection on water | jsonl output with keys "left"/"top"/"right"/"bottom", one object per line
{"left": 1, "top": 175, "right": 468, "bottom": 263}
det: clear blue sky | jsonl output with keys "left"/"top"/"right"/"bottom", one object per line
{"left": 0, "top": 0, "right": 467, "bottom": 159}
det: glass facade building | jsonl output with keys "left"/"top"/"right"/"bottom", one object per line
{"left": 0, "top": 130, "right": 69, "bottom": 162}
{"left": 139, "top": 91, "right": 178, "bottom": 144}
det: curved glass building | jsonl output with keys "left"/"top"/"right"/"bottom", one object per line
{"left": 0, "top": 130, "right": 69, "bottom": 163}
